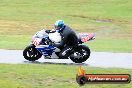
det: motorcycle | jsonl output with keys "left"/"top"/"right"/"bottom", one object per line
{"left": 23, "top": 29, "right": 95, "bottom": 63}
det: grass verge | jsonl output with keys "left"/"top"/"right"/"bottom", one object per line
{"left": 0, "top": 64, "right": 131, "bottom": 88}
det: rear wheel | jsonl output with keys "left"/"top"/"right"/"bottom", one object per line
{"left": 69, "top": 45, "right": 90, "bottom": 63}
{"left": 23, "top": 45, "right": 42, "bottom": 61}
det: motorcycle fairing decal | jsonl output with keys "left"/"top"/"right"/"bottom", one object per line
{"left": 81, "top": 36, "right": 89, "bottom": 42}
{"left": 78, "top": 33, "right": 95, "bottom": 42}
{"left": 32, "top": 38, "right": 42, "bottom": 45}
{"left": 36, "top": 45, "right": 56, "bottom": 56}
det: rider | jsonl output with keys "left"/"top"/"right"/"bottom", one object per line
{"left": 54, "top": 20, "right": 78, "bottom": 59}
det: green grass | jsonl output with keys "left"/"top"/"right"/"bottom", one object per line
{"left": 0, "top": 35, "right": 31, "bottom": 50}
{"left": 0, "top": 64, "right": 131, "bottom": 88}
{"left": 87, "top": 38, "right": 132, "bottom": 52}
{"left": 0, "top": 0, "right": 132, "bottom": 21}
{"left": 0, "top": 0, "right": 132, "bottom": 52}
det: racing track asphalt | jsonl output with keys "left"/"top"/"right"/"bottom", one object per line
{"left": 0, "top": 49, "right": 132, "bottom": 69}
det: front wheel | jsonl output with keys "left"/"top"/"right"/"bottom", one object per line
{"left": 69, "top": 45, "right": 90, "bottom": 63}
{"left": 23, "top": 44, "right": 42, "bottom": 61}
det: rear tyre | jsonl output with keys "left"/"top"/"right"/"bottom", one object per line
{"left": 69, "top": 45, "right": 90, "bottom": 63}
{"left": 23, "top": 44, "right": 42, "bottom": 61}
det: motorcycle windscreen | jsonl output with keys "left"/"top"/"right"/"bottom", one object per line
{"left": 78, "top": 33, "right": 95, "bottom": 42}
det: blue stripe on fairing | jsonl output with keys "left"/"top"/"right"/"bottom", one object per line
{"left": 43, "top": 36, "right": 49, "bottom": 39}
{"left": 36, "top": 45, "right": 56, "bottom": 56}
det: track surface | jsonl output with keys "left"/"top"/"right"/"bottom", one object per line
{"left": 0, "top": 49, "right": 132, "bottom": 69}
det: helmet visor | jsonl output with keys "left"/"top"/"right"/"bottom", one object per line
{"left": 54, "top": 25, "right": 61, "bottom": 30}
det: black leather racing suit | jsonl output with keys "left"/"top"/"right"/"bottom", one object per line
{"left": 55, "top": 25, "right": 78, "bottom": 59}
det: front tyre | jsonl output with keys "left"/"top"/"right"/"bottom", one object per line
{"left": 23, "top": 45, "right": 42, "bottom": 61}
{"left": 69, "top": 45, "right": 90, "bottom": 63}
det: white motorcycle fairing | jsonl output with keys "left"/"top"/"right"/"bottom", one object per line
{"left": 48, "top": 31, "right": 61, "bottom": 43}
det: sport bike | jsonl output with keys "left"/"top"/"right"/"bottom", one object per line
{"left": 23, "top": 30, "right": 95, "bottom": 63}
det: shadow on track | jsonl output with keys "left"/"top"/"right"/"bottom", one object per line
{"left": 23, "top": 61, "right": 88, "bottom": 66}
